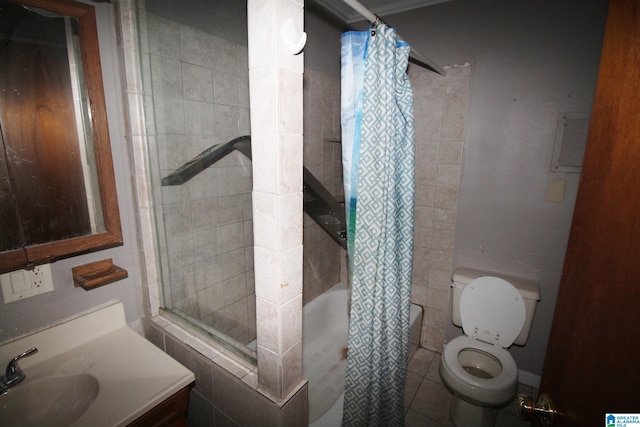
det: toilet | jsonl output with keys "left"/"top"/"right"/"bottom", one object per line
{"left": 439, "top": 267, "right": 540, "bottom": 427}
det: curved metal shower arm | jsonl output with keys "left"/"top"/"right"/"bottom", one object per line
{"left": 161, "top": 135, "right": 252, "bottom": 186}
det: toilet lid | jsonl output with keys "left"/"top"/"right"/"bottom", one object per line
{"left": 460, "top": 276, "right": 526, "bottom": 348}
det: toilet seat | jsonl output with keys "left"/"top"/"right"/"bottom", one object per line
{"left": 459, "top": 276, "right": 526, "bottom": 348}
{"left": 442, "top": 336, "right": 518, "bottom": 393}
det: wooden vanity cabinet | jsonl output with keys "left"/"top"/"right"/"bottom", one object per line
{"left": 127, "top": 383, "right": 194, "bottom": 427}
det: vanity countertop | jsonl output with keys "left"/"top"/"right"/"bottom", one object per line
{"left": 0, "top": 301, "right": 194, "bottom": 426}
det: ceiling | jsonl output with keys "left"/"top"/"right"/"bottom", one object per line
{"left": 312, "top": 0, "right": 451, "bottom": 24}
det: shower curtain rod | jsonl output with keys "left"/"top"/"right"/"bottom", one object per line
{"left": 340, "top": 0, "right": 446, "bottom": 75}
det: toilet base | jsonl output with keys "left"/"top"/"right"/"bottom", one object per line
{"left": 449, "top": 395, "right": 497, "bottom": 427}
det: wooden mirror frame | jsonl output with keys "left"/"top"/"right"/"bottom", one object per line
{"left": 0, "top": 0, "right": 122, "bottom": 273}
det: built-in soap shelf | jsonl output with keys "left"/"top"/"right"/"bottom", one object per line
{"left": 72, "top": 258, "right": 127, "bottom": 291}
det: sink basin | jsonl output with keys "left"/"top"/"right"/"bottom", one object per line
{"left": 0, "top": 373, "right": 99, "bottom": 427}
{"left": 0, "top": 301, "right": 194, "bottom": 426}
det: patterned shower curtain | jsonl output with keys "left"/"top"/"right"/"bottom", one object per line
{"left": 340, "top": 23, "right": 415, "bottom": 426}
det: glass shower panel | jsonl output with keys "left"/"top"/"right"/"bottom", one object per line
{"left": 136, "top": 0, "right": 255, "bottom": 359}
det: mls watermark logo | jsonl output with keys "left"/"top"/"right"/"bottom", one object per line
{"left": 607, "top": 414, "right": 640, "bottom": 426}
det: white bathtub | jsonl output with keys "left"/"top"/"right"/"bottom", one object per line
{"left": 303, "top": 282, "right": 423, "bottom": 427}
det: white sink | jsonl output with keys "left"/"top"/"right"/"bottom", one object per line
{"left": 0, "top": 301, "right": 194, "bottom": 426}
{"left": 1, "top": 374, "right": 99, "bottom": 427}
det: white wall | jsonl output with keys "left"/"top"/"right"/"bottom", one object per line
{"left": 388, "top": 0, "right": 608, "bottom": 377}
{"left": 0, "top": 2, "right": 144, "bottom": 342}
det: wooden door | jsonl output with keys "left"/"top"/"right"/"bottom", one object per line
{"left": 536, "top": 0, "right": 640, "bottom": 425}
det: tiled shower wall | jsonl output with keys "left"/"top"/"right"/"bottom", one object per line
{"left": 140, "top": 8, "right": 256, "bottom": 345}
{"left": 302, "top": 69, "right": 343, "bottom": 305}
{"left": 299, "top": 65, "right": 471, "bottom": 352}
{"left": 140, "top": 0, "right": 469, "bottom": 360}
{"left": 119, "top": 0, "right": 308, "bottom": 422}
{"left": 140, "top": 9, "right": 348, "bottom": 343}
{"left": 409, "top": 65, "right": 471, "bottom": 352}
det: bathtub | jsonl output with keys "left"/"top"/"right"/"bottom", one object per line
{"left": 303, "top": 282, "right": 423, "bottom": 427}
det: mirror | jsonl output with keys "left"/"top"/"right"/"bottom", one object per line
{"left": 0, "top": 0, "right": 122, "bottom": 273}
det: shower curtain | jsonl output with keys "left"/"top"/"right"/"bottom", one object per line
{"left": 341, "top": 23, "right": 415, "bottom": 426}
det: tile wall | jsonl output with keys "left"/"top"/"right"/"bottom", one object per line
{"left": 300, "top": 64, "right": 472, "bottom": 353}
{"left": 302, "top": 69, "right": 343, "bottom": 304}
{"left": 140, "top": 9, "right": 256, "bottom": 346}
{"left": 119, "top": 0, "right": 307, "bottom": 422}
{"left": 120, "top": 0, "right": 470, "bottom": 420}
{"left": 248, "top": 0, "right": 306, "bottom": 403}
{"left": 142, "top": 316, "right": 307, "bottom": 426}
{"left": 299, "top": 64, "right": 472, "bottom": 351}
{"left": 408, "top": 65, "right": 471, "bottom": 352}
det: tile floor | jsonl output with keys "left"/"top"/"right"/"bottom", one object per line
{"left": 404, "top": 348, "right": 537, "bottom": 427}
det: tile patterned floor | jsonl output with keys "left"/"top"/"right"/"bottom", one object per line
{"left": 404, "top": 348, "right": 538, "bottom": 427}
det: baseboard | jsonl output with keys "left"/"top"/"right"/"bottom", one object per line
{"left": 518, "top": 369, "right": 541, "bottom": 389}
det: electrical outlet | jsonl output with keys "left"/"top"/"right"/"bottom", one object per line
{"left": 31, "top": 265, "right": 52, "bottom": 289}
{"left": 1, "top": 264, "right": 54, "bottom": 303}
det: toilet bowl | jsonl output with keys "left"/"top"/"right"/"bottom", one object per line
{"left": 441, "top": 336, "right": 518, "bottom": 406}
{"left": 440, "top": 268, "right": 540, "bottom": 427}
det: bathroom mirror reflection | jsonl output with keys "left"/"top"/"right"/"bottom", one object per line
{"left": 0, "top": 0, "right": 122, "bottom": 273}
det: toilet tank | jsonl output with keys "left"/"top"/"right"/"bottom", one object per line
{"left": 451, "top": 267, "right": 541, "bottom": 346}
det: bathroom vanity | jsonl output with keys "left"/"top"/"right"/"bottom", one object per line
{"left": 127, "top": 385, "right": 191, "bottom": 426}
{"left": 0, "top": 301, "right": 194, "bottom": 426}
